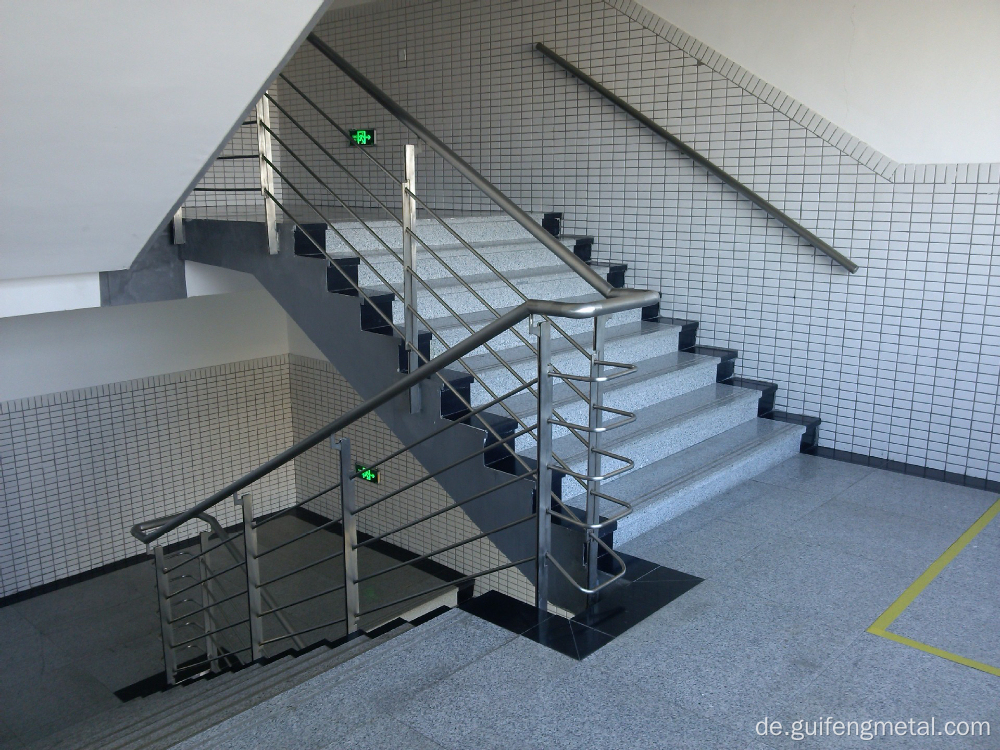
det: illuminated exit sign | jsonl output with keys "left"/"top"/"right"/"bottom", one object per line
{"left": 355, "top": 463, "right": 381, "bottom": 483}
{"left": 350, "top": 129, "right": 377, "bottom": 146}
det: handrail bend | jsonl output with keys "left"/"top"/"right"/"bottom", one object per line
{"left": 131, "top": 292, "right": 655, "bottom": 546}
{"left": 533, "top": 42, "right": 859, "bottom": 274}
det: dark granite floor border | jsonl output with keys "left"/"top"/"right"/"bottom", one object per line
{"left": 813, "top": 446, "right": 1000, "bottom": 495}
{"left": 460, "top": 553, "right": 703, "bottom": 660}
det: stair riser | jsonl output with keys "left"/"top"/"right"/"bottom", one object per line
{"left": 391, "top": 274, "right": 600, "bottom": 323}
{"left": 540, "top": 393, "right": 761, "bottom": 489}
{"left": 612, "top": 427, "right": 804, "bottom": 545}
{"left": 468, "top": 328, "right": 686, "bottom": 404}
{"left": 428, "top": 307, "right": 644, "bottom": 358}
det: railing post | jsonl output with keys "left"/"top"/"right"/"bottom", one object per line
{"left": 585, "top": 315, "right": 607, "bottom": 594}
{"left": 256, "top": 96, "right": 279, "bottom": 255}
{"left": 171, "top": 207, "right": 185, "bottom": 245}
{"left": 199, "top": 531, "right": 220, "bottom": 673}
{"left": 237, "top": 493, "right": 264, "bottom": 661}
{"left": 334, "top": 437, "right": 360, "bottom": 635}
{"left": 153, "top": 545, "right": 178, "bottom": 685}
{"left": 401, "top": 143, "right": 421, "bottom": 413}
{"left": 533, "top": 317, "right": 553, "bottom": 613}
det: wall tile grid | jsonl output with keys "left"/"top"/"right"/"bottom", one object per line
{"left": 260, "top": 0, "right": 999, "bottom": 482}
{"left": 287, "top": 354, "right": 534, "bottom": 604}
{"left": 0, "top": 353, "right": 533, "bottom": 603}
{"left": 0, "top": 357, "right": 295, "bottom": 598}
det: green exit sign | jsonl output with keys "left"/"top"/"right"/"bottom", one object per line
{"left": 355, "top": 463, "right": 380, "bottom": 483}
{"left": 350, "top": 129, "right": 377, "bottom": 146}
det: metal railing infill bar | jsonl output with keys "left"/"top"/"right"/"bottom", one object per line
{"left": 533, "top": 42, "right": 859, "bottom": 274}
{"left": 305, "top": 34, "right": 636, "bottom": 296}
{"left": 132, "top": 293, "right": 654, "bottom": 546}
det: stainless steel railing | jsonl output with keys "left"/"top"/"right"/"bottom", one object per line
{"left": 140, "top": 39, "right": 661, "bottom": 684}
{"left": 533, "top": 42, "right": 860, "bottom": 274}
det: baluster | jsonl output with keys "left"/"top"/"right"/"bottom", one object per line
{"left": 199, "top": 531, "right": 220, "bottom": 673}
{"left": 586, "top": 314, "right": 606, "bottom": 593}
{"left": 238, "top": 493, "right": 264, "bottom": 660}
{"left": 153, "top": 545, "right": 178, "bottom": 685}
{"left": 256, "top": 96, "right": 278, "bottom": 255}
{"left": 334, "top": 437, "right": 360, "bottom": 635}
{"left": 533, "top": 317, "right": 553, "bottom": 613}
{"left": 402, "top": 143, "right": 421, "bottom": 413}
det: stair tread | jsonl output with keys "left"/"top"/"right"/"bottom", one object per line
{"left": 500, "top": 350, "right": 722, "bottom": 419}
{"left": 563, "top": 418, "right": 805, "bottom": 517}
{"left": 540, "top": 382, "right": 761, "bottom": 467}
{"left": 424, "top": 292, "right": 628, "bottom": 334}
{"left": 327, "top": 236, "right": 577, "bottom": 263}
{"left": 461, "top": 319, "right": 679, "bottom": 374}
{"left": 364, "top": 263, "right": 592, "bottom": 300}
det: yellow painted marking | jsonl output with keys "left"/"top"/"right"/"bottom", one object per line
{"left": 867, "top": 497, "right": 1000, "bottom": 677}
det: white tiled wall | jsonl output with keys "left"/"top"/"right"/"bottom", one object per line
{"left": 0, "top": 352, "right": 533, "bottom": 602}
{"left": 0, "top": 356, "right": 295, "bottom": 598}
{"left": 266, "top": 0, "right": 999, "bottom": 482}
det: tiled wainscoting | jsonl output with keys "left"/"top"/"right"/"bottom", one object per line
{"left": 0, "top": 354, "right": 529, "bottom": 602}
{"left": 264, "top": 0, "right": 999, "bottom": 483}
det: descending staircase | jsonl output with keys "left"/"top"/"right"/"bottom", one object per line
{"left": 28, "top": 620, "right": 417, "bottom": 750}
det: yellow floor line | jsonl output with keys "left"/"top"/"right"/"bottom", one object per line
{"left": 867, "top": 497, "right": 1000, "bottom": 677}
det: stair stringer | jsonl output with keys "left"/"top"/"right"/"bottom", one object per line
{"left": 180, "top": 219, "right": 537, "bottom": 587}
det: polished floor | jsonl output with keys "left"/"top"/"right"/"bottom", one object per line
{"left": 2, "top": 454, "right": 998, "bottom": 748}
{"left": 175, "top": 454, "right": 1000, "bottom": 750}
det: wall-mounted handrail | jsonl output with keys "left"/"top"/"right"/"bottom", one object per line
{"left": 534, "top": 42, "right": 860, "bottom": 274}
{"left": 305, "top": 33, "right": 653, "bottom": 294}
{"left": 131, "top": 290, "right": 655, "bottom": 546}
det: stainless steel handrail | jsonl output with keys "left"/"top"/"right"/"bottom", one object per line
{"left": 533, "top": 42, "right": 860, "bottom": 275}
{"left": 132, "top": 292, "right": 654, "bottom": 546}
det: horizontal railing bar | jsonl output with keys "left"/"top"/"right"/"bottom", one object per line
{"left": 358, "top": 558, "right": 534, "bottom": 618}
{"left": 546, "top": 535, "right": 627, "bottom": 595}
{"left": 258, "top": 549, "right": 345, "bottom": 587}
{"left": 547, "top": 502, "right": 631, "bottom": 531}
{"left": 533, "top": 42, "right": 859, "bottom": 274}
{"left": 257, "top": 616, "right": 348, "bottom": 647}
{"left": 172, "top": 618, "right": 251, "bottom": 650}
{"left": 267, "top": 190, "right": 540, "bottom": 481}
{"left": 278, "top": 73, "right": 403, "bottom": 186}
{"left": 259, "top": 582, "right": 347, "bottom": 616}
{"left": 214, "top": 154, "right": 259, "bottom": 160}
{"left": 356, "top": 470, "right": 536, "bottom": 550}
{"left": 306, "top": 34, "right": 625, "bottom": 296}
{"left": 173, "top": 648, "right": 252, "bottom": 679}
{"left": 353, "top": 423, "right": 536, "bottom": 515}
{"left": 168, "top": 590, "right": 246, "bottom": 624}
{"left": 256, "top": 514, "right": 343, "bottom": 557}
{"left": 355, "top": 513, "right": 535, "bottom": 584}
{"left": 169, "top": 559, "right": 246, "bottom": 597}
{"left": 550, "top": 361, "right": 637, "bottom": 384}
{"left": 548, "top": 410, "right": 636, "bottom": 434}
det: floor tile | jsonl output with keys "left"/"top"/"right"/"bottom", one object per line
{"left": 834, "top": 468, "right": 998, "bottom": 533}
{"left": 323, "top": 716, "right": 446, "bottom": 750}
{"left": 521, "top": 615, "right": 615, "bottom": 659}
{"left": 784, "top": 496, "right": 963, "bottom": 574}
{"left": 718, "top": 535, "right": 917, "bottom": 632}
{"left": 753, "top": 454, "right": 873, "bottom": 498}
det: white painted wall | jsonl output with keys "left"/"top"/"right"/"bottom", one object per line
{"left": 0, "top": 0, "right": 329, "bottom": 282}
{"left": 0, "top": 290, "right": 293, "bottom": 402}
{"left": 0, "top": 274, "right": 102, "bottom": 318}
{"left": 635, "top": 0, "right": 1000, "bottom": 164}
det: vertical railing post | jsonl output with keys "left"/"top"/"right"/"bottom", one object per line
{"left": 256, "top": 96, "right": 279, "bottom": 255}
{"left": 585, "top": 314, "right": 606, "bottom": 594}
{"left": 171, "top": 207, "right": 185, "bottom": 245}
{"left": 334, "top": 437, "right": 360, "bottom": 635}
{"left": 199, "top": 531, "right": 220, "bottom": 673}
{"left": 533, "top": 317, "right": 553, "bottom": 613}
{"left": 238, "top": 493, "right": 264, "bottom": 661}
{"left": 401, "top": 143, "right": 421, "bottom": 413}
{"left": 153, "top": 545, "right": 178, "bottom": 685}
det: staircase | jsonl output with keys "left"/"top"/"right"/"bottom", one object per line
{"left": 102, "top": 33, "right": 819, "bottom": 744}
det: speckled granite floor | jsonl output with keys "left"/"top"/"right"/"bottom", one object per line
{"left": 162, "top": 454, "right": 1000, "bottom": 749}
